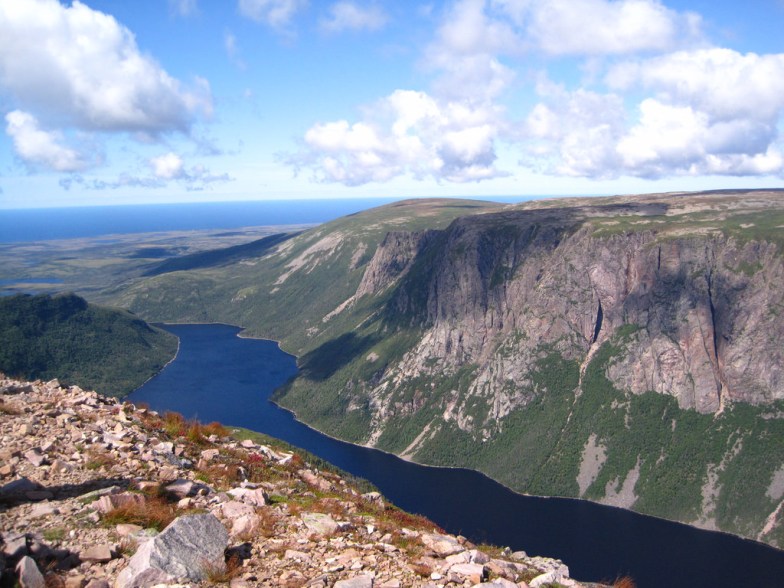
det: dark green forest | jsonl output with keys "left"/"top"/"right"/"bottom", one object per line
{"left": 0, "top": 293, "right": 177, "bottom": 396}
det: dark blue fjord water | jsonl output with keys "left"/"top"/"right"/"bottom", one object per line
{"left": 130, "top": 324, "right": 784, "bottom": 588}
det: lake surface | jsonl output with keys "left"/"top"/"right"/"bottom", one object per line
{"left": 130, "top": 323, "right": 784, "bottom": 588}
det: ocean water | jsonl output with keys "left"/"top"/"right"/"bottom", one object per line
{"left": 0, "top": 197, "right": 528, "bottom": 243}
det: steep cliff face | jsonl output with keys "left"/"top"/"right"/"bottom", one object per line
{"left": 276, "top": 192, "right": 784, "bottom": 547}
{"left": 355, "top": 230, "right": 436, "bottom": 299}
{"left": 363, "top": 208, "right": 784, "bottom": 430}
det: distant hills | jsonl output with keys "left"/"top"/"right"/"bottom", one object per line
{"left": 0, "top": 293, "right": 177, "bottom": 396}
{"left": 103, "top": 190, "right": 784, "bottom": 548}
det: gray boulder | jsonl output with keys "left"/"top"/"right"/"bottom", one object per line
{"left": 15, "top": 556, "right": 45, "bottom": 588}
{"left": 361, "top": 492, "right": 385, "bottom": 509}
{"left": 226, "top": 486, "right": 267, "bottom": 507}
{"left": 24, "top": 450, "right": 47, "bottom": 467}
{"left": 301, "top": 513, "right": 339, "bottom": 536}
{"left": 114, "top": 513, "right": 228, "bottom": 588}
{"left": 93, "top": 493, "right": 146, "bottom": 514}
{"left": 333, "top": 576, "right": 374, "bottom": 588}
{"left": 420, "top": 532, "right": 465, "bottom": 557}
{"left": 81, "top": 544, "right": 114, "bottom": 563}
{"left": 2, "top": 532, "right": 29, "bottom": 559}
{"left": 448, "top": 562, "right": 486, "bottom": 583}
{"left": 163, "top": 478, "right": 211, "bottom": 498}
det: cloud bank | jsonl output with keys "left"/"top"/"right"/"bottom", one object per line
{"left": 0, "top": 0, "right": 212, "bottom": 172}
{"left": 292, "top": 0, "right": 784, "bottom": 185}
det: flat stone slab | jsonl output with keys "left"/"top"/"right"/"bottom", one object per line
{"left": 449, "top": 562, "right": 486, "bottom": 583}
{"left": 116, "top": 524, "right": 144, "bottom": 537}
{"left": 219, "top": 500, "right": 254, "bottom": 519}
{"left": 81, "top": 544, "right": 114, "bottom": 563}
{"left": 93, "top": 492, "right": 146, "bottom": 514}
{"left": 226, "top": 487, "right": 267, "bottom": 506}
{"left": 333, "top": 576, "right": 374, "bottom": 588}
{"left": 301, "top": 512, "right": 338, "bottom": 536}
{"left": 164, "top": 479, "right": 211, "bottom": 498}
{"left": 421, "top": 532, "right": 465, "bottom": 557}
{"left": 24, "top": 449, "right": 47, "bottom": 467}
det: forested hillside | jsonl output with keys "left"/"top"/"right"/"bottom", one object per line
{"left": 0, "top": 293, "right": 177, "bottom": 396}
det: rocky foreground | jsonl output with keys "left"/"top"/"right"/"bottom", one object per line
{"left": 0, "top": 376, "right": 608, "bottom": 588}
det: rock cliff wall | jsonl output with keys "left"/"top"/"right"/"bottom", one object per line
{"left": 314, "top": 202, "right": 784, "bottom": 547}
{"left": 361, "top": 208, "right": 784, "bottom": 430}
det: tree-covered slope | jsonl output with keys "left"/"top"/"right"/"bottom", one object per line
{"left": 0, "top": 293, "right": 177, "bottom": 396}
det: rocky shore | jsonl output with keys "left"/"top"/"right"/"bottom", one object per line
{"left": 0, "top": 376, "right": 607, "bottom": 588}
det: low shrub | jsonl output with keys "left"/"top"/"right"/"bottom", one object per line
{"left": 102, "top": 496, "right": 176, "bottom": 531}
{"left": 203, "top": 554, "right": 242, "bottom": 584}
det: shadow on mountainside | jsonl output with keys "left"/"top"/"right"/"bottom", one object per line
{"left": 0, "top": 476, "right": 131, "bottom": 507}
{"left": 298, "top": 333, "right": 380, "bottom": 381}
{"left": 143, "top": 231, "right": 301, "bottom": 277}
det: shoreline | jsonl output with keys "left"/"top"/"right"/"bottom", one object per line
{"left": 139, "top": 320, "right": 784, "bottom": 556}
{"left": 271, "top": 394, "right": 784, "bottom": 556}
{"left": 128, "top": 326, "right": 182, "bottom": 395}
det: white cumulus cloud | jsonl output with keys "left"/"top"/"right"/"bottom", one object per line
{"left": 437, "top": 0, "right": 520, "bottom": 56}
{"left": 615, "top": 99, "right": 784, "bottom": 178}
{"left": 607, "top": 49, "right": 784, "bottom": 121}
{"left": 290, "top": 89, "right": 506, "bottom": 185}
{"left": 169, "top": 0, "right": 198, "bottom": 17}
{"left": 523, "top": 48, "right": 784, "bottom": 179}
{"left": 534, "top": 0, "right": 698, "bottom": 55}
{"left": 0, "top": 0, "right": 211, "bottom": 134}
{"left": 0, "top": 0, "right": 212, "bottom": 172}
{"left": 495, "top": 0, "right": 702, "bottom": 55}
{"left": 58, "top": 153, "right": 233, "bottom": 192}
{"left": 320, "top": 2, "right": 387, "bottom": 33}
{"left": 296, "top": 0, "right": 624, "bottom": 186}
{"left": 150, "top": 152, "right": 185, "bottom": 180}
{"left": 425, "top": 0, "right": 519, "bottom": 102}
{"left": 5, "top": 110, "right": 88, "bottom": 172}
{"left": 148, "top": 152, "right": 232, "bottom": 189}
{"left": 524, "top": 84, "right": 626, "bottom": 177}
{"left": 292, "top": 0, "right": 784, "bottom": 185}
{"left": 611, "top": 49, "right": 784, "bottom": 177}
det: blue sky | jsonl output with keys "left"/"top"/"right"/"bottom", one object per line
{"left": 1, "top": 0, "right": 783, "bottom": 208}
